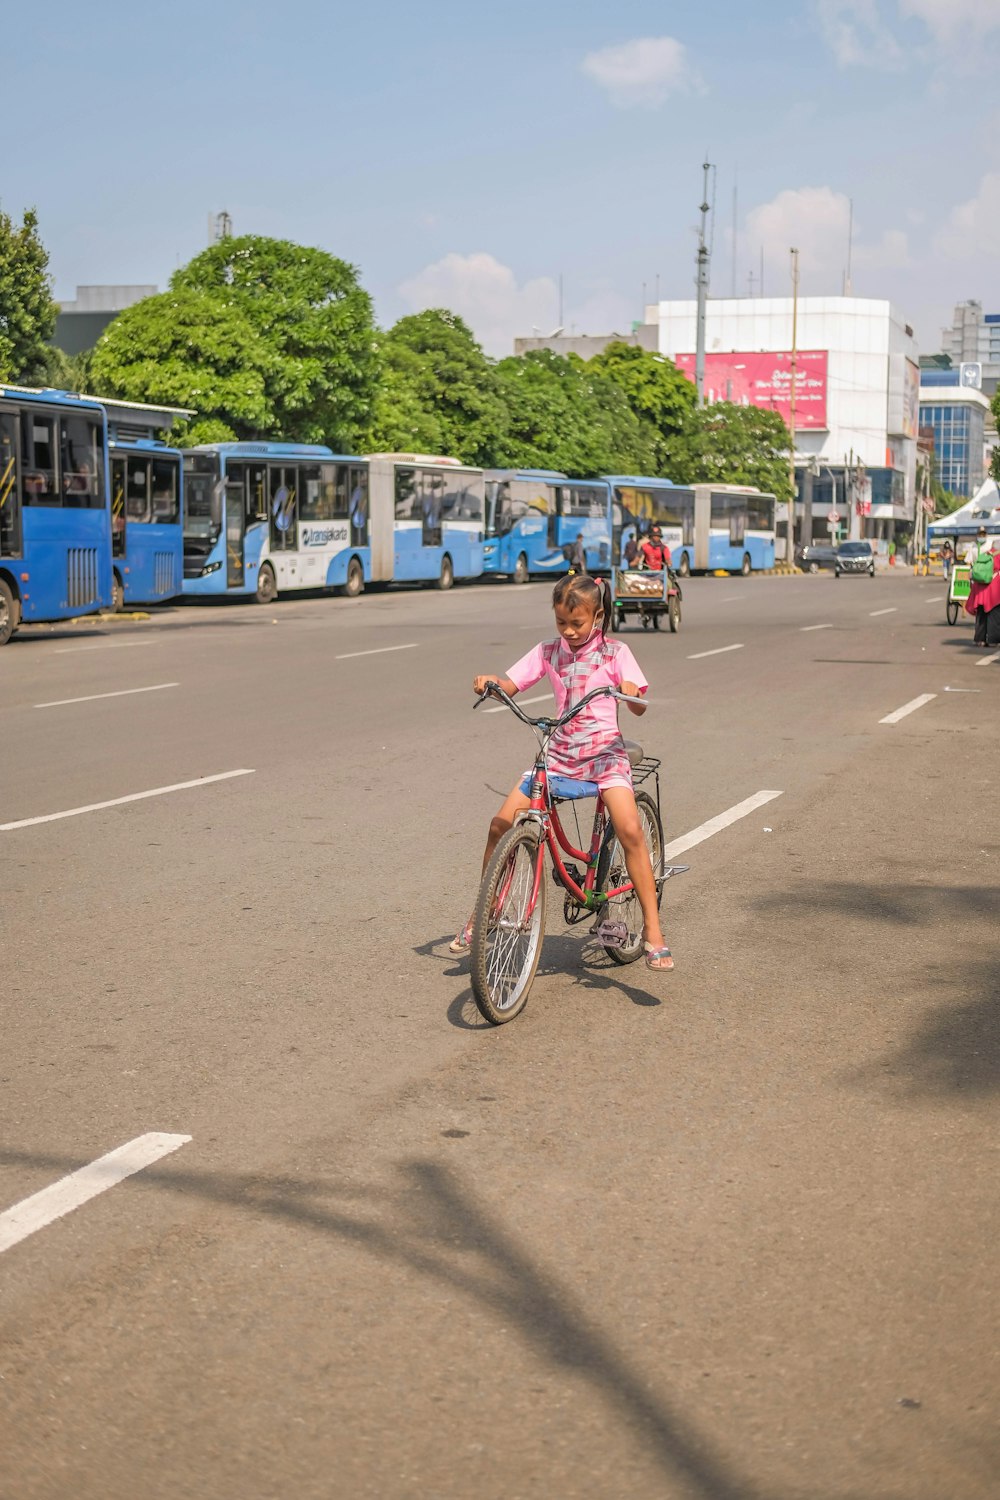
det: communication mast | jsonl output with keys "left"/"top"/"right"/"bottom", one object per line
{"left": 209, "top": 211, "right": 233, "bottom": 245}
{"left": 694, "top": 160, "right": 712, "bottom": 406}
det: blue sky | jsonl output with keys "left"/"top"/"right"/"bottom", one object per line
{"left": 6, "top": 0, "right": 1000, "bottom": 354}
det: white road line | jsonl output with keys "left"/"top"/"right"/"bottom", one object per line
{"left": 869, "top": 607, "right": 898, "bottom": 617}
{"left": 976, "top": 651, "right": 1000, "bottom": 667}
{"left": 926, "top": 596, "right": 944, "bottom": 603}
{"left": 879, "top": 693, "right": 936, "bottom": 725}
{"left": 34, "top": 683, "right": 179, "bottom": 710}
{"left": 0, "top": 1133, "right": 191, "bottom": 1255}
{"left": 0, "top": 769, "right": 255, "bottom": 832}
{"left": 483, "top": 693, "right": 552, "bottom": 716}
{"left": 687, "top": 644, "right": 744, "bottom": 660}
{"left": 800, "top": 623, "right": 833, "bottom": 632}
{"left": 335, "top": 643, "right": 418, "bottom": 661}
{"left": 54, "top": 640, "right": 157, "bottom": 654}
{"left": 662, "top": 790, "right": 784, "bottom": 862}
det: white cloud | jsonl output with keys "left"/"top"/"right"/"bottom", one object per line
{"left": 397, "top": 253, "right": 558, "bottom": 357}
{"left": 815, "top": 0, "right": 903, "bottom": 69}
{"left": 933, "top": 172, "right": 1000, "bottom": 260}
{"left": 581, "top": 36, "right": 699, "bottom": 108}
{"left": 899, "top": 0, "right": 1000, "bottom": 45}
{"left": 744, "top": 186, "right": 909, "bottom": 294}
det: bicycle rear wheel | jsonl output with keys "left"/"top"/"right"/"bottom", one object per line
{"left": 595, "top": 790, "right": 663, "bottom": 965}
{"left": 470, "top": 823, "right": 547, "bottom": 1024}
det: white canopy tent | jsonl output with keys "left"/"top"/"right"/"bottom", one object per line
{"left": 928, "top": 477, "right": 1000, "bottom": 539}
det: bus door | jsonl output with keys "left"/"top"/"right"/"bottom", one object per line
{"left": 547, "top": 486, "right": 561, "bottom": 549}
{"left": 225, "top": 475, "right": 245, "bottom": 588}
{"left": 268, "top": 466, "right": 297, "bottom": 555}
{"left": 421, "top": 470, "right": 444, "bottom": 549}
{"left": 0, "top": 412, "right": 21, "bottom": 557}
{"left": 110, "top": 456, "right": 127, "bottom": 559}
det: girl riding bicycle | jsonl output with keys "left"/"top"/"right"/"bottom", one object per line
{"left": 452, "top": 573, "right": 673, "bottom": 971}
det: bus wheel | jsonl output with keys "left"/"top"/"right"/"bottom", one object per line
{"left": 0, "top": 579, "right": 16, "bottom": 645}
{"left": 741, "top": 552, "right": 752, "bottom": 576}
{"left": 437, "top": 555, "right": 454, "bottom": 591}
{"left": 678, "top": 553, "right": 690, "bottom": 578}
{"left": 255, "top": 563, "right": 277, "bottom": 604}
{"left": 343, "top": 558, "right": 364, "bottom": 598}
{"left": 111, "top": 572, "right": 124, "bottom": 612}
{"left": 513, "top": 553, "right": 529, "bottom": 585}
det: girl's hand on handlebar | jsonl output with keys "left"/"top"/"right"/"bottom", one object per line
{"left": 473, "top": 674, "right": 517, "bottom": 697}
{"left": 618, "top": 680, "right": 647, "bottom": 715}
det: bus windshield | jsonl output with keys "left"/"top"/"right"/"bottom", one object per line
{"left": 183, "top": 454, "right": 221, "bottom": 542}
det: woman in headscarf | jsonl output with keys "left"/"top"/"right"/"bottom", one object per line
{"left": 965, "top": 543, "right": 1000, "bottom": 647}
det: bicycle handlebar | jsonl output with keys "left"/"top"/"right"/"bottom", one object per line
{"left": 473, "top": 681, "right": 648, "bottom": 730}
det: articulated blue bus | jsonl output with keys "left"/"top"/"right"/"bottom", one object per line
{"left": 609, "top": 477, "right": 776, "bottom": 575}
{"left": 483, "top": 470, "right": 612, "bottom": 580}
{"left": 0, "top": 387, "right": 112, "bottom": 644}
{"left": 367, "top": 453, "right": 484, "bottom": 590}
{"left": 183, "top": 444, "right": 485, "bottom": 602}
{"left": 110, "top": 438, "right": 183, "bottom": 608}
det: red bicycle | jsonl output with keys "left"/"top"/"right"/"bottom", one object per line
{"left": 469, "top": 682, "right": 687, "bottom": 1024}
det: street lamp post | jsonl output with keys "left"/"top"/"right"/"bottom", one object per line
{"left": 788, "top": 248, "right": 799, "bottom": 562}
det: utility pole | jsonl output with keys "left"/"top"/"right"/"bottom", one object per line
{"left": 695, "top": 160, "right": 712, "bottom": 406}
{"left": 788, "top": 247, "right": 799, "bottom": 562}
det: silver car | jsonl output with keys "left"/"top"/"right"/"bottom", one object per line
{"left": 835, "top": 541, "right": 875, "bottom": 577}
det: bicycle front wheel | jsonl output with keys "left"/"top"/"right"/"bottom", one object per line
{"left": 470, "top": 824, "right": 547, "bottom": 1024}
{"left": 595, "top": 790, "right": 663, "bottom": 965}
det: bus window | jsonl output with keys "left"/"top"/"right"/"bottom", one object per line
{"left": 421, "top": 470, "right": 444, "bottom": 547}
{"left": 126, "top": 457, "right": 150, "bottom": 521}
{"left": 0, "top": 413, "right": 21, "bottom": 556}
{"left": 269, "top": 466, "right": 297, "bottom": 550}
{"left": 61, "top": 414, "right": 103, "bottom": 509}
{"left": 183, "top": 455, "right": 222, "bottom": 543}
{"left": 395, "top": 467, "right": 418, "bottom": 521}
{"left": 246, "top": 464, "right": 267, "bottom": 523}
{"left": 151, "top": 457, "right": 179, "bottom": 524}
{"left": 299, "top": 463, "right": 331, "bottom": 520}
{"left": 22, "top": 411, "right": 58, "bottom": 505}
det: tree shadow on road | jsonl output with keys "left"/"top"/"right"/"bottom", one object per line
{"left": 752, "top": 878, "right": 1000, "bottom": 1099}
{"left": 0, "top": 1145, "right": 897, "bottom": 1500}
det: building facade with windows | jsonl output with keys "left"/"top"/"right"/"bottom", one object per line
{"left": 648, "top": 295, "right": 920, "bottom": 543}
{"left": 918, "top": 382, "right": 992, "bottom": 499}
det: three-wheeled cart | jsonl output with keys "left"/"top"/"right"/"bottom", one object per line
{"left": 610, "top": 567, "right": 682, "bottom": 632}
{"left": 947, "top": 562, "right": 971, "bottom": 627}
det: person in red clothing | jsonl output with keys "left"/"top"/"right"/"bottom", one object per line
{"left": 640, "top": 525, "right": 671, "bottom": 571}
{"left": 964, "top": 545, "right": 1000, "bottom": 647}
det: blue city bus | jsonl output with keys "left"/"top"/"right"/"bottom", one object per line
{"left": 183, "top": 442, "right": 370, "bottom": 603}
{"left": 367, "top": 453, "right": 484, "bottom": 589}
{"left": 609, "top": 476, "right": 776, "bottom": 575}
{"left": 109, "top": 438, "right": 183, "bottom": 608}
{"left": 0, "top": 387, "right": 111, "bottom": 644}
{"left": 483, "top": 470, "right": 612, "bottom": 580}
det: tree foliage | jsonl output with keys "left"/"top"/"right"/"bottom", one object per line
{"left": 493, "top": 350, "right": 655, "bottom": 476}
{"left": 588, "top": 341, "right": 695, "bottom": 466}
{"left": 665, "top": 402, "right": 793, "bottom": 501}
{"left": 368, "top": 309, "right": 506, "bottom": 463}
{"left": 0, "top": 208, "right": 59, "bottom": 384}
{"left": 89, "top": 288, "right": 269, "bottom": 443}
{"left": 91, "top": 236, "right": 377, "bottom": 449}
{"left": 171, "top": 236, "right": 376, "bottom": 448}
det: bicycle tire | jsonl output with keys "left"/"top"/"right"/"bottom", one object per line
{"left": 946, "top": 601, "right": 960, "bottom": 626}
{"left": 470, "top": 823, "right": 547, "bottom": 1024}
{"left": 594, "top": 790, "right": 663, "bottom": 965}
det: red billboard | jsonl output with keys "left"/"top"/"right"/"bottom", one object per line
{"left": 675, "top": 350, "right": 829, "bottom": 430}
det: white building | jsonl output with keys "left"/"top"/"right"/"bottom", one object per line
{"left": 648, "top": 295, "right": 920, "bottom": 541}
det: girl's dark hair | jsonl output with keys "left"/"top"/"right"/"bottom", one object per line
{"left": 552, "top": 573, "right": 613, "bottom": 635}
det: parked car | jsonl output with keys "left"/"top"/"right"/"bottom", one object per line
{"left": 835, "top": 540, "right": 875, "bottom": 577}
{"left": 796, "top": 544, "right": 837, "bottom": 573}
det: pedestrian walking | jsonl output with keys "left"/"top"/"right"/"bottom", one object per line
{"left": 965, "top": 541, "right": 1000, "bottom": 646}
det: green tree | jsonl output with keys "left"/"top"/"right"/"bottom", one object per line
{"left": 493, "top": 349, "right": 655, "bottom": 475}
{"left": 368, "top": 309, "right": 506, "bottom": 463}
{"left": 89, "top": 288, "right": 271, "bottom": 442}
{"left": 665, "top": 402, "right": 792, "bottom": 501}
{"left": 0, "top": 207, "right": 59, "bottom": 384}
{"left": 588, "top": 341, "right": 695, "bottom": 467}
{"left": 171, "top": 235, "right": 377, "bottom": 449}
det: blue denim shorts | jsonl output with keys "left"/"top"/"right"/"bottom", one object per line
{"left": 519, "top": 772, "right": 599, "bottom": 801}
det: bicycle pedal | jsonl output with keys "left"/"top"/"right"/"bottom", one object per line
{"left": 591, "top": 919, "right": 629, "bottom": 948}
{"left": 659, "top": 864, "right": 690, "bottom": 880}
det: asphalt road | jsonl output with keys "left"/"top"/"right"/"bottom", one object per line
{"left": 1, "top": 572, "right": 997, "bottom": 1500}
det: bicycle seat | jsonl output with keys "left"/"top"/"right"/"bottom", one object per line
{"left": 623, "top": 740, "right": 644, "bottom": 767}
